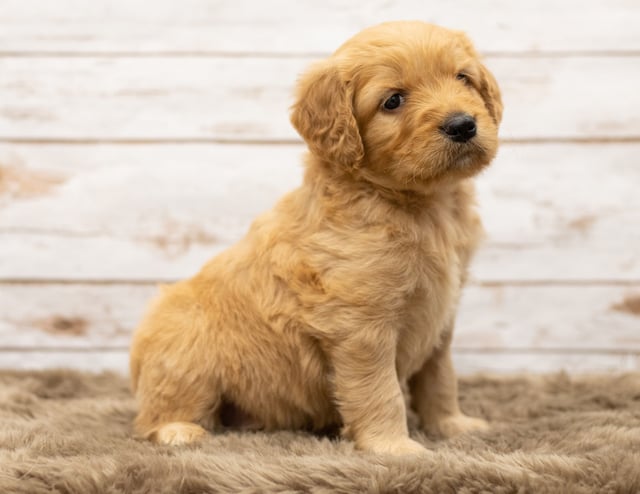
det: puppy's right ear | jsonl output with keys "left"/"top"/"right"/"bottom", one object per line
{"left": 290, "top": 62, "right": 364, "bottom": 168}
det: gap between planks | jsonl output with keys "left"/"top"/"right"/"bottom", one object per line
{"left": 2, "top": 50, "right": 640, "bottom": 59}
{"left": 1, "top": 279, "right": 639, "bottom": 287}
{"left": 1, "top": 347, "right": 637, "bottom": 355}
{"left": 2, "top": 351, "right": 636, "bottom": 373}
{"left": 1, "top": 137, "right": 639, "bottom": 145}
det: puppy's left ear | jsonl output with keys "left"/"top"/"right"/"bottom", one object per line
{"left": 477, "top": 61, "right": 503, "bottom": 126}
{"left": 457, "top": 32, "right": 503, "bottom": 126}
{"left": 290, "top": 61, "right": 364, "bottom": 168}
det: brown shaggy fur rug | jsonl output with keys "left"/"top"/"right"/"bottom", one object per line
{"left": 0, "top": 370, "right": 639, "bottom": 493}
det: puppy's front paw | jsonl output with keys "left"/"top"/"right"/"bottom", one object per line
{"left": 364, "top": 438, "right": 429, "bottom": 457}
{"left": 151, "top": 422, "right": 208, "bottom": 445}
{"left": 429, "top": 414, "right": 489, "bottom": 439}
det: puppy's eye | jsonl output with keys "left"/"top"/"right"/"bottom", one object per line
{"left": 456, "top": 73, "right": 470, "bottom": 84}
{"left": 382, "top": 93, "right": 405, "bottom": 111}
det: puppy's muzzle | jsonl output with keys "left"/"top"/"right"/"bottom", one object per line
{"left": 441, "top": 113, "right": 477, "bottom": 143}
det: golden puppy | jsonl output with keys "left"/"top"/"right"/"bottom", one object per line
{"left": 130, "top": 21, "right": 502, "bottom": 455}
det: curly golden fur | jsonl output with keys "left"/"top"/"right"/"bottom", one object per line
{"left": 130, "top": 21, "right": 503, "bottom": 455}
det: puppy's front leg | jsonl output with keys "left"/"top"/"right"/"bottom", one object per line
{"left": 409, "top": 327, "right": 488, "bottom": 438}
{"left": 329, "top": 331, "right": 427, "bottom": 456}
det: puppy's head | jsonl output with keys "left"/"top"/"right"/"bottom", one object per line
{"left": 291, "top": 21, "right": 502, "bottom": 191}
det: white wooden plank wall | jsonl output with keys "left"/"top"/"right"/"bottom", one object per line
{"left": 0, "top": 0, "right": 639, "bottom": 374}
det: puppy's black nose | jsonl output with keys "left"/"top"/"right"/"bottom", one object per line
{"left": 441, "top": 113, "right": 477, "bottom": 143}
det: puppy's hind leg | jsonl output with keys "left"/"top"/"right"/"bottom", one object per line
{"left": 134, "top": 366, "right": 222, "bottom": 446}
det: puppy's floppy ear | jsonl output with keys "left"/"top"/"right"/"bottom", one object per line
{"left": 457, "top": 32, "right": 503, "bottom": 126}
{"left": 290, "top": 62, "right": 364, "bottom": 168}
{"left": 477, "top": 61, "right": 503, "bottom": 126}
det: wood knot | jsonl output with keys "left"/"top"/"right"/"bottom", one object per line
{"left": 36, "top": 316, "right": 88, "bottom": 336}
{"left": 611, "top": 295, "right": 640, "bottom": 317}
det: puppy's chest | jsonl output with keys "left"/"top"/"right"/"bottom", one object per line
{"left": 397, "top": 252, "right": 461, "bottom": 379}
{"left": 392, "top": 219, "right": 468, "bottom": 379}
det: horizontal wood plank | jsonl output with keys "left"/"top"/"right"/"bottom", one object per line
{"left": 1, "top": 0, "right": 639, "bottom": 55}
{"left": 1, "top": 349, "right": 637, "bottom": 375}
{"left": 452, "top": 351, "right": 640, "bottom": 375}
{"left": 2, "top": 0, "right": 637, "bottom": 376}
{"left": 1, "top": 143, "right": 638, "bottom": 282}
{"left": 457, "top": 285, "right": 640, "bottom": 351}
{"left": 1, "top": 284, "right": 639, "bottom": 352}
{"left": 1, "top": 57, "right": 639, "bottom": 141}
{"left": 0, "top": 284, "right": 149, "bottom": 349}
{"left": 0, "top": 350, "right": 130, "bottom": 373}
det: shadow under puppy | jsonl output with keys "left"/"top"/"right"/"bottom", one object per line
{"left": 130, "top": 20, "right": 502, "bottom": 456}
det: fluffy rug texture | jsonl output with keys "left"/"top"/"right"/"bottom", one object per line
{"left": 0, "top": 370, "right": 639, "bottom": 493}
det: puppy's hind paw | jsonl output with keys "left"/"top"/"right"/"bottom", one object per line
{"left": 151, "top": 422, "right": 208, "bottom": 446}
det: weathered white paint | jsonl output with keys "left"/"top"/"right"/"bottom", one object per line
{"left": 452, "top": 351, "right": 640, "bottom": 375}
{"left": 1, "top": 284, "right": 638, "bottom": 352}
{"left": 0, "top": 57, "right": 639, "bottom": 141}
{"left": 1, "top": 349, "right": 637, "bottom": 375}
{"left": 1, "top": 144, "right": 638, "bottom": 281}
{"left": 1, "top": 0, "right": 637, "bottom": 373}
{"left": 0, "top": 284, "right": 152, "bottom": 349}
{"left": 457, "top": 285, "right": 640, "bottom": 351}
{"left": 1, "top": 0, "right": 638, "bottom": 54}
{"left": 0, "top": 350, "right": 130, "bottom": 373}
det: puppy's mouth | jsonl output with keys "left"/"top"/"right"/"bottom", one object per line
{"left": 435, "top": 138, "right": 494, "bottom": 180}
{"left": 450, "top": 150, "right": 477, "bottom": 169}
{"left": 447, "top": 139, "right": 489, "bottom": 165}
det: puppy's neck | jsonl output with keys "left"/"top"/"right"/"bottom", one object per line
{"left": 303, "top": 154, "right": 457, "bottom": 214}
